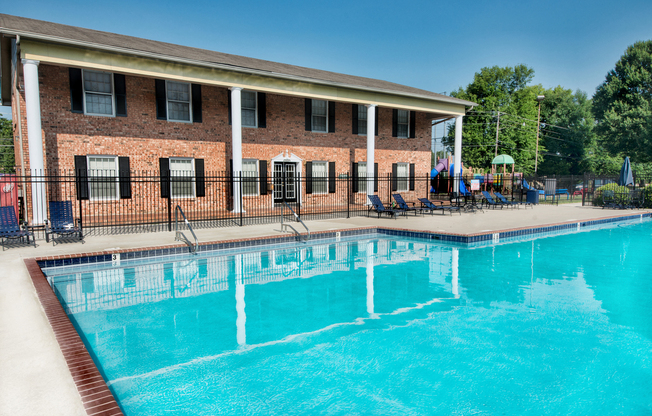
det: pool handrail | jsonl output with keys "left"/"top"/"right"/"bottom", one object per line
{"left": 280, "top": 200, "right": 310, "bottom": 242}
{"left": 174, "top": 205, "right": 199, "bottom": 254}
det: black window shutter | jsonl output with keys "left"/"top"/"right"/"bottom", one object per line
{"left": 305, "top": 99, "right": 312, "bottom": 131}
{"left": 259, "top": 160, "right": 268, "bottom": 195}
{"left": 195, "top": 158, "right": 205, "bottom": 197}
{"left": 228, "top": 91, "right": 232, "bottom": 125}
{"left": 352, "top": 162, "right": 359, "bottom": 193}
{"left": 118, "top": 157, "right": 131, "bottom": 199}
{"left": 392, "top": 163, "right": 398, "bottom": 192}
{"left": 328, "top": 161, "right": 336, "bottom": 193}
{"left": 392, "top": 109, "right": 398, "bottom": 137}
{"left": 409, "top": 163, "right": 416, "bottom": 190}
{"left": 74, "top": 155, "right": 89, "bottom": 200}
{"left": 69, "top": 68, "right": 84, "bottom": 113}
{"left": 305, "top": 161, "right": 313, "bottom": 194}
{"left": 409, "top": 111, "right": 416, "bottom": 138}
{"left": 114, "top": 74, "right": 127, "bottom": 117}
{"left": 159, "top": 158, "right": 170, "bottom": 198}
{"left": 257, "top": 92, "right": 267, "bottom": 128}
{"left": 374, "top": 163, "right": 379, "bottom": 192}
{"left": 155, "top": 80, "right": 167, "bottom": 120}
{"left": 352, "top": 104, "right": 358, "bottom": 135}
{"left": 328, "top": 101, "right": 336, "bottom": 133}
{"left": 192, "top": 84, "right": 202, "bottom": 123}
{"left": 375, "top": 107, "right": 379, "bottom": 136}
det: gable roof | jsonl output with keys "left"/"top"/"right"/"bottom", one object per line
{"left": 0, "top": 14, "right": 474, "bottom": 108}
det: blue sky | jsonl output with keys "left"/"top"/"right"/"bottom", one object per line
{"left": 2, "top": 0, "right": 652, "bottom": 119}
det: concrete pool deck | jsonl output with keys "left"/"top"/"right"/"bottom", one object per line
{"left": 1, "top": 203, "right": 648, "bottom": 416}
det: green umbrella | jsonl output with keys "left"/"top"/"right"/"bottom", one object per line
{"left": 491, "top": 154, "right": 515, "bottom": 165}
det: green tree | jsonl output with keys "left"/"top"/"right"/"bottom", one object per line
{"left": 593, "top": 40, "right": 652, "bottom": 163}
{"left": 537, "top": 87, "right": 595, "bottom": 175}
{"left": 445, "top": 65, "right": 541, "bottom": 173}
{"left": 0, "top": 117, "right": 15, "bottom": 173}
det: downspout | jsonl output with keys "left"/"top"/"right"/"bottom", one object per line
{"left": 14, "top": 35, "right": 28, "bottom": 220}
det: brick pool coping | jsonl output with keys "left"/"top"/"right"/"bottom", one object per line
{"left": 24, "top": 210, "right": 651, "bottom": 416}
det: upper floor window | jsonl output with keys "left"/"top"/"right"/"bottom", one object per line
{"left": 83, "top": 70, "right": 115, "bottom": 116}
{"left": 241, "top": 91, "right": 257, "bottom": 127}
{"left": 357, "top": 105, "right": 367, "bottom": 135}
{"left": 312, "top": 100, "right": 328, "bottom": 132}
{"left": 397, "top": 110, "right": 409, "bottom": 138}
{"left": 167, "top": 81, "right": 192, "bottom": 122}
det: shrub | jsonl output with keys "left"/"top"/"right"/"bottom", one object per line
{"left": 593, "top": 183, "right": 629, "bottom": 206}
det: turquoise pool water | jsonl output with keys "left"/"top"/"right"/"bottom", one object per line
{"left": 45, "top": 221, "right": 652, "bottom": 415}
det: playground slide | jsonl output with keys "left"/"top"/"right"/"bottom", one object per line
{"left": 430, "top": 159, "right": 449, "bottom": 192}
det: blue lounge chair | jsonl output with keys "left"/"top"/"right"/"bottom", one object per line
{"left": 368, "top": 195, "right": 405, "bottom": 219}
{"left": 45, "top": 201, "right": 83, "bottom": 244}
{"left": 0, "top": 206, "right": 35, "bottom": 250}
{"left": 418, "top": 198, "right": 461, "bottom": 215}
{"left": 392, "top": 194, "right": 420, "bottom": 216}
{"left": 493, "top": 192, "right": 521, "bottom": 209}
{"left": 481, "top": 191, "right": 504, "bottom": 209}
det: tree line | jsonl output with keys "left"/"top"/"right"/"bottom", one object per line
{"left": 443, "top": 40, "right": 652, "bottom": 176}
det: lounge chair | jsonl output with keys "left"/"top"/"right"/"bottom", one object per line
{"left": 368, "top": 195, "right": 405, "bottom": 219}
{"left": 0, "top": 206, "right": 35, "bottom": 250}
{"left": 418, "top": 198, "right": 461, "bottom": 215}
{"left": 481, "top": 191, "right": 504, "bottom": 209}
{"left": 494, "top": 192, "right": 530, "bottom": 209}
{"left": 45, "top": 201, "right": 83, "bottom": 244}
{"left": 392, "top": 194, "right": 420, "bottom": 216}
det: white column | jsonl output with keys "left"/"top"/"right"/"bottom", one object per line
{"left": 453, "top": 115, "right": 463, "bottom": 194}
{"left": 230, "top": 87, "right": 243, "bottom": 213}
{"left": 235, "top": 254, "right": 246, "bottom": 346}
{"left": 366, "top": 104, "right": 376, "bottom": 202}
{"left": 22, "top": 59, "right": 47, "bottom": 224}
{"left": 452, "top": 248, "right": 459, "bottom": 298}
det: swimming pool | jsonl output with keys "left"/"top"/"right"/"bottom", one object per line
{"left": 43, "top": 220, "right": 652, "bottom": 415}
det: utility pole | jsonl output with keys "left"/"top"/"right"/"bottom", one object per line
{"left": 535, "top": 95, "right": 545, "bottom": 173}
{"left": 494, "top": 111, "right": 501, "bottom": 157}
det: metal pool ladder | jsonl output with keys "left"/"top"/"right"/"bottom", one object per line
{"left": 280, "top": 200, "right": 310, "bottom": 242}
{"left": 175, "top": 205, "right": 199, "bottom": 254}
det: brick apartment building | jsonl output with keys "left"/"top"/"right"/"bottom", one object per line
{"left": 0, "top": 14, "right": 474, "bottom": 225}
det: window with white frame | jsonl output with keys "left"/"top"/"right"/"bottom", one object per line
{"left": 357, "top": 105, "right": 367, "bottom": 135}
{"left": 88, "top": 156, "right": 119, "bottom": 200}
{"left": 397, "top": 162, "right": 409, "bottom": 191}
{"left": 312, "top": 100, "right": 327, "bottom": 132}
{"left": 357, "top": 162, "right": 367, "bottom": 193}
{"left": 170, "top": 158, "right": 195, "bottom": 198}
{"left": 242, "top": 160, "right": 259, "bottom": 196}
{"left": 83, "top": 70, "right": 114, "bottom": 116}
{"left": 397, "top": 110, "right": 409, "bottom": 138}
{"left": 241, "top": 91, "right": 257, "bottom": 128}
{"left": 167, "top": 81, "right": 191, "bottom": 122}
{"left": 312, "top": 161, "right": 328, "bottom": 194}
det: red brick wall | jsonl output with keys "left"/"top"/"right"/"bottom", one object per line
{"left": 22, "top": 64, "right": 431, "bottom": 176}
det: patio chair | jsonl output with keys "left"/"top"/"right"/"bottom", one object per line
{"left": 601, "top": 190, "right": 619, "bottom": 209}
{"left": 628, "top": 190, "right": 643, "bottom": 209}
{"left": 0, "top": 206, "right": 35, "bottom": 250}
{"left": 418, "top": 198, "right": 461, "bottom": 216}
{"left": 392, "top": 194, "right": 421, "bottom": 216}
{"left": 481, "top": 191, "right": 504, "bottom": 209}
{"left": 367, "top": 195, "right": 405, "bottom": 219}
{"left": 494, "top": 192, "right": 531, "bottom": 209}
{"left": 45, "top": 201, "right": 83, "bottom": 244}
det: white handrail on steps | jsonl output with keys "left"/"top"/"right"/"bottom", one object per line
{"left": 175, "top": 205, "right": 199, "bottom": 254}
{"left": 280, "top": 200, "right": 310, "bottom": 242}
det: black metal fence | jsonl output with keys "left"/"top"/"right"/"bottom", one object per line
{"left": 3, "top": 169, "right": 647, "bottom": 239}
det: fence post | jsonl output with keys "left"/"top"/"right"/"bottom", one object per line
{"left": 239, "top": 172, "right": 243, "bottom": 227}
{"left": 167, "top": 180, "right": 172, "bottom": 232}
{"left": 347, "top": 172, "right": 350, "bottom": 218}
